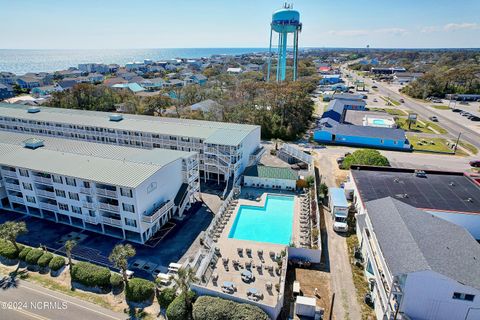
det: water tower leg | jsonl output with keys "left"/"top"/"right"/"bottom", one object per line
{"left": 280, "top": 31, "right": 287, "bottom": 81}
{"left": 267, "top": 27, "right": 273, "bottom": 82}
{"left": 276, "top": 32, "right": 282, "bottom": 82}
{"left": 293, "top": 29, "right": 298, "bottom": 81}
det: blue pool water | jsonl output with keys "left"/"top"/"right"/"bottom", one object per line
{"left": 228, "top": 195, "right": 295, "bottom": 245}
{"left": 373, "top": 119, "right": 386, "bottom": 125}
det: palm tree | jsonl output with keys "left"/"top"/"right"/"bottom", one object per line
{"left": 171, "top": 267, "right": 198, "bottom": 317}
{"left": 108, "top": 244, "right": 136, "bottom": 286}
{"left": 0, "top": 221, "right": 27, "bottom": 252}
{"left": 65, "top": 240, "right": 77, "bottom": 267}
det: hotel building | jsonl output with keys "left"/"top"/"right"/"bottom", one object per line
{"left": 0, "top": 103, "right": 263, "bottom": 187}
{"left": 0, "top": 131, "right": 200, "bottom": 244}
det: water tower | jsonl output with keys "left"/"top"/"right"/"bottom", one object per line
{"left": 267, "top": 3, "right": 302, "bottom": 82}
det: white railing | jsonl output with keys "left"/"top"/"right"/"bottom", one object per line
{"left": 9, "top": 196, "right": 25, "bottom": 204}
{"left": 96, "top": 188, "right": 117, "bottom": 198}
{"left": 102, "top": 216, "right": 122, "bottom": 226}
{"left": 33, "top": 176, "right": 53, "bottom": 185}
{"left": 82, "top": 201, "right": 95, "bottom": 209}
{"left": 1, "top": 169, "right": 17, "bottom": 178}
{"left": 4, "top": 182, "right": 21, "bottom": 191}
{"left": 80, "top": 187, "right": 91, "bottom": 194}
{"left": 142, "top": 199, "right": 174, "bottom": 223}
{"left": 36, "top": 189, "right": 55, "bottom": 198}
{"left": 84, "top": 216, "right": 99, "bottom": 224}
{"left": 98, "top": 202, "right": 119, "bottom": 212}
{"left": 39, "top": 202, "right": 58, "bottom": 211}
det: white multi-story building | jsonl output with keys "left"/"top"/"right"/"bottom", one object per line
{"left": 356, "top": 197, "right": 480, "bottom": 320}
{"left": 0, "top": 104, "right": 263, "bottom": 188}
{"left": 0, "top": 131, "right": 200, "bottom": 244}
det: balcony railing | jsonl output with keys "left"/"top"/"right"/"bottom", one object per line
{"left": 1, "top": 169, "right": 17, "bottom": 178}
{"left": 9, "top": 196, "right": 24, "bottom": 204}
{"left": 84, "top": 216, "right": 99, "bottom": 224}
{"left": 39, "top": 202, "right": 58, "bottom": 211}
{"left": 36, "top": 189, "right": 55, "bottom": 198}
{"left": 96, "top": 188, "right": 117, "bottom": 198}
{"left": 4, "top": 182, "right": 21, "bottom": 191}
{"left": 80, "top": 187, "right": 91, "bottom": 195}
{"left": 82, "top": 201, "right": 95, "bottom": 209}
{"left": 142, "top": 199, "right": 174, "bottom": 223}
{"left": 33, "top": 176, "right": 53, "bottom": 185}
{"left": 98, "top": 202, "right": 119, "bottom": 212}
{"left": 102, "top": 216, "right": 122, "bottom": 226}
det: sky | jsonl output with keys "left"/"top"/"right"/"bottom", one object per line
{"left": 1, "top": 0, "right": 479, "bottom": 49}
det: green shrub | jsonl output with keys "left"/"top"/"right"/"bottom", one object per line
{"left": 0, "top": 240, "right": 22, "bottom": 260}
{"left": 71, "top": 261, "right": 111, "bottom": 288}
{"left": 110, "top": 273, "right": 123, "bottom": 288}
{"left": 18, "top": 247, "right": 32, "bottom": 261}
{"left": 167, "top": 291, "right": 196, "bottom": 320}
{"left": 192, "top": 296, "right": 269, "bottom": 320}
{"left": 48, "top": 256, "right": 65, "bottom": 271}
{"left": 125, "top": 278, "right": 155, "bottom": 302}
{"left": 341, "top": 149, "right": 390, "bottom": 170}
{"left": 25, "top": 248, "right": 44, "bottom": 265}
{"left": 37, "top": 253, "right": 54, "bottom": 268}
{"left": 157, "top": 287, "right": 177, "bottom": 309}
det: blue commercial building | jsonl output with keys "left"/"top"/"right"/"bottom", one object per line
{"left": 314, "top": 99, "right": 411, "bottom": 151}
{"left": 319, "top": 74, "right": 342, "bottom": 85}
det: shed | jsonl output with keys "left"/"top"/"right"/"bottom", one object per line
{"left": 243, "top": 165, "right": 297, "bottom": 190}
{"left": 295, "top": 296, "right": 316, "bottom": 317}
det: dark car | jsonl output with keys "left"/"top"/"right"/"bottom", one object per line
{"left": 429, "top": 116, "right": 438, "bottom": 122}
{"left": 336, "top": 156, "right": 345, "bottom": 164}
{"left": 452, "top": 109, "right": 462, "bottom": 113}
{"left": 470, "top": 116, "right": 480, "bottom": 122}
{"left": 399, "top": 98, "right": 405, "bottom": 103}
{"left": 469, "top": 160, "right": 480, "bottom": 168}
{"left": 372, "top": 85, "right": 378, "bottom": 89}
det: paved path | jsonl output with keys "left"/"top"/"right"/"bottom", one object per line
{"left": 0, "top": 277, "right": 125, "bottom": 320}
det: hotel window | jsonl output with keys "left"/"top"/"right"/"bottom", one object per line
{"left": 83, "top": 181, "right": 90, "bottom": 188}
{"left": 22, "top": 182, "right": 33, "bottom": 191}
{"left": 26, "top": 196, "right": 36, "bottom": 204}
{"left": 65, "top": 177, "right": 76, "bottom": 187}
{"left": 124, "top": 218, "right": 137, "bottom": 228}
{"left": 120, "top": 188, "right": 133, "bottom": 198}
{"left": 122, "top": 203, "right": 135, "bottom": 213}
{"left": 68, "top": 192, "right": 79, "bottom": 201}
{"left": 452, "top": 292, "right": 475, "bottom": 302}
{"left": 19, "top": 169, "right": 29, "bottom": 177}
{"left": 71, "top": 206, "right": 82, "bottom": 215}
{"left": 58, "top": 203, "right": 69, "bottom": 211}
{"left": 52, "top": 175, "right": 63, "bottom": 184}
{"left": 55, "top": 189, "right": 66, "bottom": 198}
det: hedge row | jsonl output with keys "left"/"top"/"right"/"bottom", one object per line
{"left": 71, "top": 261, "right": 111, "bottom": 288}
{"left": 166, "top": 291, "right": 196, "bottom": 320}
{"left": 110, "top": 273, "right": 123, "bottom": 288}
{"left": 18, "top": 247, "right": 32, "bottom": 261}
{"left": 38, "top": 253, "right": 54, "bottom": 268}
{"left": 0, "top": 240, "right": 22, "bottom": 260}
{"left": 125, "top": 278, "right": 155, "bottom": 302}
{"left": 49, "top": 256, "right": 66, "bottom": 271}
{"left": 192, "top": 296, "right": 269, "bottom": 320}
{"left": 25, "top": 248, "right": 44, "bottom": 265}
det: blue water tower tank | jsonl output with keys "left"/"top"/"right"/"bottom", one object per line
{"left": 271, "top": 8, "right": 301, "bottom": 33}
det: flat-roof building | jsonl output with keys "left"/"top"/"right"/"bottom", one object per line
{"left": 348, "top": 166, "right": 480, "bottom": 239}
{"left": 0, "top": 103, "right": 263, "bottom": 187}
{"left": 0, "top": 131, "right": 200, "bottom": 244}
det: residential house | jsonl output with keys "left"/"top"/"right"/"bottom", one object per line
{"left": 393, "top": 72, "right": 424, "bottom": 85}
{"left": 0, "top": 72, "right": 17, "bottom": 85}
{"left": 16, "top": 76, "right": 41, "bottom": 89}
{"left": 112, "top": 83, "right": 145, "bottom": 93}
{"left": 139, "top": 78, "right": 164, "bottom": 91}
{"left": 0, "top": 84, "right": 14, "bottom": 100}
{"left": 103, "top": 77, "right": 128, "bottom": 87}
{"left": 165, "top": 79, "right": 184, "bottom": 88}
{"left": 86, "top": 73, "right": 105, "bottom": 83}
{"left": 57, "top": 79, "right": 79, "bottom": 91}
{"left": 191, "top": 74, "right": 207, "bottom": 85}
{"left": 31, "top": 85, "right": 58, "bottom": 97}
{"left": 227, "top": 67, "right": 242, "bottom": 74}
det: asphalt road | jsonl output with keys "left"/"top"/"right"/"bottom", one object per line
{"left": 0, "top": 277, "right": 125, "bottom": 320}
{"left": 341, "top": 67, "right": 480, "bottom": 150}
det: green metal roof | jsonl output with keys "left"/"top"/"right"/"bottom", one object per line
{"left": 243, "top": 165, "right": 297, "bottom": 181}
{"left": 0, "top": 103, "right": 260, "bottom": 146}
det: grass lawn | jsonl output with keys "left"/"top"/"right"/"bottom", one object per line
{"left": 430, "top": 105, "right": 450, "bottom": 110}
{"left": 458, "top": 140, "right": 479, "bottom": 155}
{"left": 346, "top": 234, "right": 375, "bottom": 320}
{"left": 408, "top": 136, "right": 469, "bottom": 155}
{"left": 368, "top": 107, "right": 408, "bottom": 116}
{"left": 397, "top": 118, "right": 435, "bottom": 133}
{"left": 380, "top": 96, "right": 401, "bottom": 106}
{"left": 423, "top": 121, "right": 448, "bottom": 134}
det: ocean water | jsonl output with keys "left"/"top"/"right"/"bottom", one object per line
{"left": 0, "top": 48, "right": 268, "bottom": 75}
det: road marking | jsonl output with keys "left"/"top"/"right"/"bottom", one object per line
{"left": 14, "top": 308, "right": 51, "bottom": 320}
{"left": 21, "top": 284, "right": 122, "bottom": 320}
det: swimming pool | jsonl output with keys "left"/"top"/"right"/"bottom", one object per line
{"left": 228, "top": 195, "right": 295, "bottom": 245}
{"left": 373, "top": 119, "right": 386, "bottom": 125}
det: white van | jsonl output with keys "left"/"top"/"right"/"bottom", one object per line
{"left": 329, "top": 188, "right": 349, "bottom": 233}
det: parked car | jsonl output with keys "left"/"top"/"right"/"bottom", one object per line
{"left": 461, "top": 112, "right": 472, "bottom": 117}
{"left": 459, "top": 101, "right": 469, "bottom": 105}
{"left": 469, "top": 160, "right": 480, "bottom": 168}
{"left": 372, "top": 85, "right": 378, "bottom": 89}
{"left": 373, "top": 98, "right": 378, "bottom": 102}
{"left": 470, "top": 116, "right": 480, "bottom": 122}
{"left": 336, "top": 156, "right": 345, "bottom": 164}
{"left": 429, "top": 116, "right": 438, "bottom": 122}
{"left": 399, "top": 98, "right": 405, "bottom": 103}
{"left": 452, "top": 108, "right": 462, "bottom": 113}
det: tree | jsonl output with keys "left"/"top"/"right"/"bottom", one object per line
{"left": 65, "top": 239, "right": 77, "bottom": 267}
{"left": 108, "top": 244, "right": 136, "bottom": 286}
{"left": 341, "top": 149, "right": 390, "bottom": 170}
{"left": 157, "top": 287, "right": 177, "bottom": 312}
{"left": 171, "top": 267, "right": 198, "bottom": 318}
{"left": 0, "top": 221, "right": 27, "bottom": 253}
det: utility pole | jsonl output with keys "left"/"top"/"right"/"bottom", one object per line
{"left": 454, "top": 132, "right": 462, "bottom": 153}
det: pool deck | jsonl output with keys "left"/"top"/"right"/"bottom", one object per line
{"left": 202, "top": 191, "right": 302, "bottom": 307}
